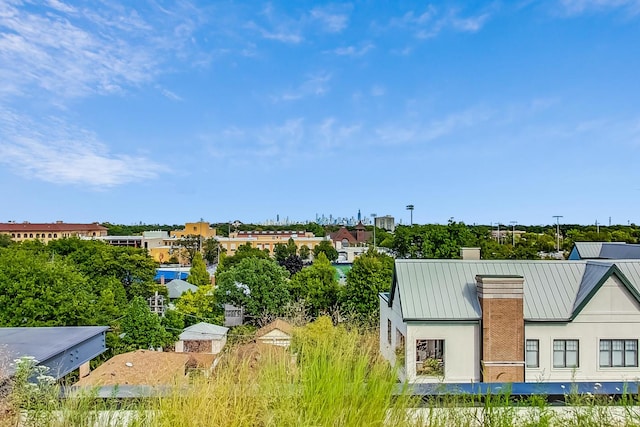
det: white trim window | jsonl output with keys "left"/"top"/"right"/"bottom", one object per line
{"left": 600, "top": 339, "right": 638, "bottom": 367}
{"left": 526, "top": 339, "right": 539, "bottom": 368}
{"left": 553, "top": 339, "right": 579, "bottom": 368}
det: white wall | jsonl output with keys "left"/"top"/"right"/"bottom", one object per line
{"left": 380, "top": 294, "right": 481, "bottom": 383}
{"left": 525, "top": 275, "right": 640, "bottom": 382}
{"left": 257, "top": 329, "right": 291, "bottom": 347}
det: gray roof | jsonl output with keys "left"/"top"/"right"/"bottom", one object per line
{"left": 390, "top": 259, "right": 640, "bottom": 322}
{"left": 179, "top": 322, "right": 228, "bottom": 341}
{"left": 572, "top": 242, "right": 640, "bottom": 260}
{"left": 0, "top": 326, "right": 108, "bottom": 379}
{"left": 165, "top": 279, "right": 198, "bottom": 299}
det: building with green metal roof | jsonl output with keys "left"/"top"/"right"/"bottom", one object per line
{"left": 381, "top": 259, "right": 640, "bottom": 384}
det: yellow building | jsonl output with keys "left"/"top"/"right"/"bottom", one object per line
{"left": 217, "top": 230, "right": 326, "bottom": 256}
{"left": 0, "top": 221, "right": 108, "bottom": 243}
{"left": 170, "top": 222, "right": 217, "bottom": 239}
{"left": 149, "top": 222, "right": 217, "bottom": 264}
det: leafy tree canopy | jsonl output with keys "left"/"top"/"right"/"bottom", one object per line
{"left": 313, "top": 240, "right": 338, "bottom": 262}
{"left": 188, "top": 252, "right": 210, "bottom": 286}
{"left": 289, "top": 252, "right": 339, "bottom": 317}
{"left": 215, "top": 257, "right": 290, "bottom": 320}
{"left": 119, "top": 296, "right": 171, "bottom": 351}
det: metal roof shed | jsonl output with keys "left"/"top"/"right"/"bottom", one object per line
{"left": 0, "top": 326, "right": 108, "bottom": 380}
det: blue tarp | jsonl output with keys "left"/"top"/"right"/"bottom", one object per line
{"left": 154, "top": 270, "right": 188, "bottom": 281}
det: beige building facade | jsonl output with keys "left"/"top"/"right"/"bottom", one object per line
{"left": 0, "top": 221, "right": 107, "bottom": 243}
{"left": 217, "top": 230, "right": 326, "bottom": 256}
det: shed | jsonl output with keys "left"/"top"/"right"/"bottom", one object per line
{"left": 255, "top": 319, "right": 293, "bottom": 347}
{"left": 176, "top": 322, "right": 229, "bottom": 354}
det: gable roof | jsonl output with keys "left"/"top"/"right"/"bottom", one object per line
{"left": 571, "top": 242, "right": 640, "bottom": 260}
{"left": 165, "top": 279, "right": 198, "bottom": 299}
{"left": 179, "top": 322, "right": 228, "bottom": 341}
{"left": 390, "top": 259, "right": 640, "bottom": 322}
{"left": 256, "top": 319, "right": 293, "bottom": 338}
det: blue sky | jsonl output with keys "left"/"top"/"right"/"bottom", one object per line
{"left": 1, "top": 1, "right": 639, "bottom": 227}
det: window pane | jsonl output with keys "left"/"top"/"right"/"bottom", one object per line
{"left": 553, "top": 341, "right": 564, "bottom": 351}
{"left": 625, "top": 350, "right": 637, "bottom": 367}
{"left": 566, "top": 340, "right": 578, "bottom": 351}
{"left": 553, "top": 350, "right": 564, "bottom": 368}
{"left": 600, "top": 350, "right": 611, "bottom": 367}
{"left": 600, "top": 340, "right": 611, "bottom": 351}
{"left": 626, "top": 340, "right": 637, "bottom": 350}
{"left": 613, "top": 348, "right": 624, "bottom": 366}
{"left": 566, "top": 350, "right": 578, "bottom": 367}
{"left": 613, "top": 340, "right": 624, "bottom": 351}
{"left": 526, "top": 340, "right": 538, "bottom": 351}
{"left": 526, "top": 351, "right": 538, "bottom": 368}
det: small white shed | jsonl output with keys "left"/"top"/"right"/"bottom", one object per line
{"left": 175, "top": 322, "right": 229, "bottom": 354}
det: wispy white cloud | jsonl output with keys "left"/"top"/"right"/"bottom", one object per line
{"left": 156, "top": 86, "right": 183, "bottom": 102}
{"left": 559, "top": 0, "right": 640, "bottom": 15}
{"left": 273, "top": 72, "right": 332, "bottom": 102}
{"left": 371, "top": 85, "right": 386, "bottom": 97}
{"left": 309, "top": 5, "right": 351, "bottom": 33}
{"left": 374, "top": 108, "right": 494, "bottom": 145}
{"left": 0, "top": 1, "right": 203, "bottom": 100}
{"left": 246, "top": 3, "right": 352, "bottom": 44}
{"left": 388, "top": 5, "right": 493, "bottom": 40}
{"left": 330, "top": 42, "right": 375, "bottom": 56}
{"left": 0, "top": 108, "right": 160, "bottom": 187}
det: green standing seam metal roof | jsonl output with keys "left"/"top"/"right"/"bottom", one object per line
{"left": 165, "top": 279, "right": 198, "bottom": 299}
{"left": 572, "top": 242, "right": 640, "bottom": 260}
{"left": 390, "top": 259, "right": 640, "bottom": 322}
{"left": 179, "top": 322, "right": 229, "bottom": 341}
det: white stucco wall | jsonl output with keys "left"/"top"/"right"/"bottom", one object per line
{"left": 380, "top": 294, "right": 481, "bottom": 383}
{"left": 525, "top": 275, "right": 640, "bottom": 382}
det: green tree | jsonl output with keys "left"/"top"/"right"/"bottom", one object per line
{"left": 341, "top": 249, "right": 393, "bottom": 325}
{"left": 175, "top": 235, "right": 201, "bottom": 264}
{"left": 215, "top": 257, "right": 291, "bottom": 320}
{"left": 274, "top": 243, "right": 289, "bottom": 264}
{"left": 289, "top": 253, "right": 339, "bottom": 316}
{"left": 188, "top": 252, "right": 210, "bottom": 286}
{"left": 202, "top": 237, "right": 224, "bottom": 265}
{"left": 161, "top": 309, "right": 185, "bottom": 342}
{"left": 175, "top": 285, "right": 222, "bottom": 326}
{"left": 313, "top": 240, "right": 338, "bottom": 262}
{"left": 119, "top": 296, "right": 170, "bottom": 351}
{"left": 286, "top": 237, "right": 298, "bottom": 256}
{"left": 0, "top": 248, "right": 96, "bottom": 326}
{"left": 0, "top": 234, "right": 13, "bottom": 247}
{"left": 217, "top": 243, "right": 270, "bottom": 274}
{"left": 299, "top": 245, "right": 311, "bottom": 261}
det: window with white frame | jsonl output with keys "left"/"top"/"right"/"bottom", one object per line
{"left": 526, "top": 339, "right": 539, "bottom": 368}
{"left": 553, "top": 339, "right": 579, "bottom": 368}
{"left": 600, "top": 339, "right": 638, "bottom": 367}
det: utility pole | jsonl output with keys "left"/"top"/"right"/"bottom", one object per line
{"left": 510, "top": 221, "right": 517, "bottom": 246}
{"left": 406, "top": 205, "right": 414, "bottom": 226}
{"left": 596, "top": 220, "right": 599, "bottom": 234}
{"left": 552, "top": 215, "right": 563, "bottom": 254}
{"left": 371, "top": 213, "right": 377, "bottom": 250}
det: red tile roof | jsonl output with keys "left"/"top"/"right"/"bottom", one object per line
{"left": 0, "top": 222, "right": 107, "bottom": 232}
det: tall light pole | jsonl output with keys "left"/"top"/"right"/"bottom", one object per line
{"left": 552, "top": 215, "right": 563, "bottom": 253}
{"left": 371, "top": 213, "right": 377, "bottom": 250}
{"left": 510, "top": 221, "right": 517, "bottom": 246}
{"left": 406, "top": 205, "right": 414, "bottom": 226}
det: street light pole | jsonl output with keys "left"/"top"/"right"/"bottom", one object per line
{"left": 510, "top": 221, "right": 517, "bottom": 246}
{"left": 406, "top": 205, "right": 414, "bottom": 226}
{"left": 552, "top": 215, "right": 563, "bottom": 253}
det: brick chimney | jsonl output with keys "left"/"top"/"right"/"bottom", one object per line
{"left": 476, "top": 275, "right": 525, "bottom": 383}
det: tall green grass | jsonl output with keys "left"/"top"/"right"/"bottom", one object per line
{"left": 5, "top": 321, "right": 640, "bottom": 426}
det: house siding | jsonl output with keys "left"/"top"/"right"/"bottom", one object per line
{"left": 525, "top": 275, "right": 640, "bottom": 382}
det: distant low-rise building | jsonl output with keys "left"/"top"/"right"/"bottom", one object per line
{"left": 375, "top": 215, "right": 396, "bottom": 232}
{"left": 217, "top": 230, "right": 325, "bottom": 256}
{"left": 0, "top": 221, "right": 107, "bottom": 243}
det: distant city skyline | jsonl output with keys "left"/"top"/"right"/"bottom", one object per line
{"left": 1, "top": 2, "right": 639, "bottom": 226}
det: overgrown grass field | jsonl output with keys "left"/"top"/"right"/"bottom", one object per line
{"left": 4, "top": 319, "right": 640, "bottom": 426}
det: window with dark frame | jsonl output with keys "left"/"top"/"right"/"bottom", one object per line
{"left": 416, "top": 339, "right": 444, "bottom": 376}
{"left": 526, "top": 339, "right": 539, "bottom": 368}
{"left": 387, "top": 319, "right": 392, "bottom": 345}
{"left": 600, "top": 339, "right": 638, "bottom": 367}
{"left": 553, "top": 339, "right": 579, "bottom": 368}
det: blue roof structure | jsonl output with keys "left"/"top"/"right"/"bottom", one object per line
{"left": 0, "top": 326, "right": 108, "bottom": 380}
{"left": 155, "top": 270, "right": 188, "bottom": 281}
